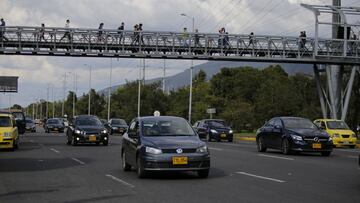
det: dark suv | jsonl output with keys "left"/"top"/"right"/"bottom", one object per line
{"left": 193, "top": 119, "right": 233, "bottom": 142}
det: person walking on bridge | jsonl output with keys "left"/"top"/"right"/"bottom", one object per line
{"left": 97, "top": 22, "right": 104, "bottom": 42}
{"left": 117, "top": 22, "right": 124, "bottom": 44}
{"left": 0, "top": 18, "right": 9, "bottom": 42}
{"left": 60, "top": 19, "right": 71, "bottom": 42}
{"left": 38, "top": 23, "right": 46, "bottom": 42}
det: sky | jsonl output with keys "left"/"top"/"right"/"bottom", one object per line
{"left": 0, "top": 0, "right": 359, "bottom": 108}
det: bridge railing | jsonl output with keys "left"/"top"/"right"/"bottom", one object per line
{"left": 0, "top": 26, "right": 358, "bottom": 59}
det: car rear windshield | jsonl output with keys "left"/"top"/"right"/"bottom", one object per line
{"left": 111, "top": 119, "right": 127, "bottom": 125}
{"left": 76, "top": 118, "right": 102, "bottom": 126}
{"left": 141, "top": 118, "right": 195, "bottom": 136}
{"left": 208, "top": 120, "right": 227, "bottom": 128}
{"left": 283, "top": 118, "right": 317, "bottom": 130}
{"left": 47, "top": 119, "right": 60, "bottom": 124}
{"left": 326, "top": 121, "right": 350, "bottom": 130}
{"left": 26, "top": 120, "right": 34, "bottom": 124}
{"left": 0, "top": 116, "right": 12, "bottom": 127}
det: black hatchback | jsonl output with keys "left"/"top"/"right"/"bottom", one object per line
{"left": 256, "top": 117, "right": 333, "bottom": 156}
{"left": 193, "top": 119, "right": 233, "bottom": 142}
{"left": 121, "top": 116, "right": 210, "bottom": 178}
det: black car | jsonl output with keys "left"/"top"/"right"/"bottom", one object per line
{"left": 25, "top": 119, "right": 36, "bottom": 132}
{"left": 193, "top": 119, "right": 233, "bottom": 142}
{"left": 66, "top": 115, "right": 109, "bottom": 146}
{"left": 108, "top": 118, "right": 128, "bottom": 135}
{"left": 256, "top": 117, "right": 333, "bottom": 156}
{"left": 45, "top": 118, "right": 65, "bottom": 133}
{"left": 122, "top": 116, "right": 210, "bottom": 178}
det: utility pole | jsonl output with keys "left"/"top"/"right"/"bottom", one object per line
{"left": 62, "top": 73, "right": 67, "bottom": 117}
{"left": 107, "top": 58, "right": 113, "bottom": 121}
{"left": 32, "top": 103, "right": 35, "bottom": 120}
{"left": 143, "top": 59, "right": 146, "bottom": 85}
{"left": 137, "top": 61, "right": 141, "bottom": 118}
{"left": 73, "top": 73, "right": 77, "bottom": 118}
{"left": 88, "top": 66, "right": 92, "bottom": 115}
{"left": 52, "top": 85, "right": 55, "bottom": 118}
{"left": 46, "top": 84, "right": 49, "bottom": 119}
{"left": 162, "top": 59, "right": 166, "bottom": 93}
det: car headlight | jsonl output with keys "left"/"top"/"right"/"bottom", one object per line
{"left": 101, "top": 129, "right": 108, "bottom": 134}
{"left": 112, "top": 127, "right": 118, "bottom": 130}
{"left": 196, "top": 145, "right": 208, "bottom": 153}
{"left": 351, "top": 134, "right": 357, "bottom": 138}
{"left": 145, "top": 146, "right": 162, "bottom": 155}
{"left": 210, "top": 129, "right": 218, "bottom": 134}
{"left": 333, "top": 133, "right": 340, "bottom": 138}
{"left": 328, "top": 137, "right": 333, "bottom": 141}
{"left": 75, "top": 129, "right": 81, "bottom": 134}
{"left": 290, "top": 134, "right": 303, "bottom": 141}
{"left": 3, "top": 132, "right": 12, "bottom": 137}
{"left": 229, "top": 130, "right": 233, "bottom": 134}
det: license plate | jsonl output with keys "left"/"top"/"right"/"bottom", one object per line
{"left": 312, "top": 143, "right": 322, "bottom": 149}
{"left": 89, "top": 135, "right": 97, "bottom": 141}
{"left": 54, "top": 128, "right": 58, "bottom": 131}
{"left": 221, "top": 134, "right": 226, "bottom": 138}
{"left": 343, "top": 141, "right": 349, "bottom": 144}
{"left": 172, "top": 156, "right": 188, "bottom": 165}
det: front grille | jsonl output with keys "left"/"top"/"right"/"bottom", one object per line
{"left": 341, "top": 135, "right": 350, "bottom": 138}
{"left": 161, "top": 148, "right": 197, "bottom": 153}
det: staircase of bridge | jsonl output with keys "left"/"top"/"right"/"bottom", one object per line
{"left": 0, "top": 26, "right": 359, "bottom": 65}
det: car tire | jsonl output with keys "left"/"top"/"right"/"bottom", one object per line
{"left": 122, "top": 152, "right": 131, "bottom": 171}
{"left": 72, "top": 137, "right": 77, "bottom": 146}
{"left": 207, "top": 133, "right": 212, "bottom": 142}
{"left": 282, "top": 139, "right": 291, "bottom": 155}
{"left": 103, "top": 141, "right": 108, "bottom": 146}
{"left": 137, "top": 157, "right": 147, "bottom": 178}
{"left": 197, "top": 169, "right": 209, "bottom": 178}
{"left": 257, "top": 137, "right": 267, "bottom": 152}
{"left": 349, "top": 145, "right": 356, "bottom": 149}
{"left": 228, "top": 138, "right": 233, "bottom": 142}
{"left": 66, "top": 138, "right": 71, "bottom": 145}
{"left": 321, "top": 151, "right": 331, "bottom": 156}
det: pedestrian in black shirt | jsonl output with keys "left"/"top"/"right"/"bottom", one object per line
{"left": 118, "top": 22, "right": 124, "bottom": 44}
{"left": 0, "top": 18, "right": 9, "bottom": 41}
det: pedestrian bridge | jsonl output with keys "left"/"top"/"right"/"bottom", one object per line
{"left": 1, "top": 26, "right": 359, "bottom": 65}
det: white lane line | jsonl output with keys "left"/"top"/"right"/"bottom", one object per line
{"left": 105, "top": 174, "right": 135, "bottom": 188}
{"left": 71, "top": 158, "right": 85, "bottom": 165}
{"left": 50, "top": 148, "right": 60, "bottom": 153}
{"left": 208, "top": 147, "right": 223, "bottom": 151}
{"left": 258, "top": 154, "right": 294, "bottom": 161}
{"left": 347, "top": 155, "right": 358, "bottom": 159}
{"left": 236, "top": 172, "right": 286, "bottom": 183}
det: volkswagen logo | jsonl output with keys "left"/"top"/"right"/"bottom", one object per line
{"left": 176, "top": 148, "right": 183, "bottom": 154}
{"left": 313, "top": 137, "right": 319, "bottom": 142}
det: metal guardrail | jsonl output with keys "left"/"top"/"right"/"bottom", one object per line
{"left": 0, "top": 26, "right": 359, "bottom": 65}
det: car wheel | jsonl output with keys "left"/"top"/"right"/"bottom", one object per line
{"left": 197, "top": 169, "right": 209, "bottom": 178}
{"left": 72, "top": 137, "right": 77, "bottom": 146}
{"left": 66, "top": 138, "right": 71, "bottom": 145}
{"left": 137, "top": 157, "right": 147, "bottom": 178}
{"left": 321, "top": 151, "right": 331, "bottom": 156}
{"left": 228, "top": 138, "right": 233, "bottom": 142}
{"left": 257, "top": 136, "right": 267, "bottom": 152}
{"left": 122, "top": 152, "right": 131, "bottom": 171}
{"left": 207, "top": 133, "right": 212, "bottom": 142}
{"left": 103, "top": 141, "right": 108, "bottom": 146}
{"left": 282, "top": 139, "right": 291, "bottom": 155}
{"left": 349, "top": 145, "right": 356, "bottom": 149}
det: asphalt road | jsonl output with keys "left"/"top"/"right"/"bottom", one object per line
{"left": 1, "top": 127, "right": 360, "bottom": 203}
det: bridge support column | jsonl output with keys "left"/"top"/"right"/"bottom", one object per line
{"left": 314, "top": 64, "right": 327, "bottom": 118}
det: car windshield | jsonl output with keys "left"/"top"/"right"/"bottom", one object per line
{"left": 47, "top": 119, "right": 60, "bottom": 124}
{"left": 76, "top": 117, "right": 102, "bottom": 126}
{"left": 111, "top": 119, "right": 127, "bottom": 125}
{"left": 283, "top": 118, "right": 317, "bottom": 129}
{"left": 141, "top": 117, "right": 195, "bottom": 136}
{"left": 0, "top": 116, "right": 12, "bottom": 127}
{"left": 208, "top": 120, "right": 227, "bottom": 128}
{"left": 26, "top": 120, "right": 33, "bottom": 124}
{"left": 326, "top": 121, "right": 350, "bottom": 130}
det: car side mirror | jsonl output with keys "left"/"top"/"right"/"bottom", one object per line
{"left": 274, "top": 125, "right": 282, "bottom": 130}
{"left": 128, "top": 131, "right": 139, "bottom": 139}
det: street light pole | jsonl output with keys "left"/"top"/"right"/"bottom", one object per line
{"left": 88, "top": 66, "right": 92, "bottom": 115}
{"left": 107, "top": 58, "right": 112, "bottom": 121}
{"left": 180, "top": 13, "right": 195, "bottom": 122}
{"left": 62, "top": 73, "right": 67, "bottom": 117}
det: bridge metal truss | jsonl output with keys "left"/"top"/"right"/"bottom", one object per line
{"left": 0, "top": 26, "right": 360, "bottom": 65}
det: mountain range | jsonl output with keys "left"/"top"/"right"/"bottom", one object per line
{"left": 99, "top": 61, "right": 313, "bottom": 95}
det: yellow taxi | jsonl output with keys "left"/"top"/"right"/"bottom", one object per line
{"left": 314, "top": 119, "right": 357, "bottom": 148}
{"left": 0, "top": 113, "right": 19, "bottom": 150}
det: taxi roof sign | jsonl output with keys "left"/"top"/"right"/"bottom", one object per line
{"left": 153, "top": 111, "right": 160, "bottom": 117}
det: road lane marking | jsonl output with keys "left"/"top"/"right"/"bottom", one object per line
{"left": 258, "top": 154, "right": 294, "bottom": 161}
{"left": 105, "top": 174, "right": 135, "bottom": 188}
{"left": 71, "top": 158, "right": 85, "bottom": 165}
{"left": 208, "top": 147, "right": 223, "bottom": 151}
{"left": 236, "top": 172, "right": 286, "bottom": 183}
{"left": 50, "top": 148, "right": 60, "bottom": 153}
{"left": 335, "top": 149, "right": 359, "bottom": 153}
{"left": 347, "top": 155, "right": 358, "bottom": 159}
